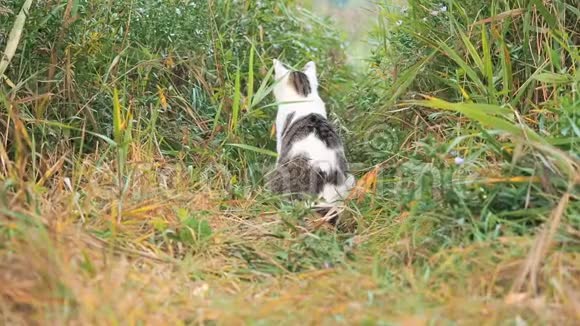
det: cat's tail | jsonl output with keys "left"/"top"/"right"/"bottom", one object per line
{"left": 266, "top": 155, "right": 322, "bottom": 198}
{"left": 313, "top": 173, "right": 356, "bottom": 224}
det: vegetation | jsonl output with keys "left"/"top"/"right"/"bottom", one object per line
{"left": 1, "top": 0, "right": 578, "bottom": 324}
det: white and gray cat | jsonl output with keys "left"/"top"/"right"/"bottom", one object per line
{"left": 266, "top": 59, "right": 355, "bottom": 222}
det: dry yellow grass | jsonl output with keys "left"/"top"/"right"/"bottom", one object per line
{"left": 1, "top": 155, "right": 578, "bottom": 325}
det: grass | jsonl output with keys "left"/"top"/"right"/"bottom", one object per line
{"left": 1, "top": 0, "right": 579, "bottom": 324}
{"left": 2, "top": 159, "right": 577, "bottom": 324}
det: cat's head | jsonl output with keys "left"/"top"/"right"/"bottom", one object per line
{"left": 272, "top": 59, "right": 318, "bottom": 101}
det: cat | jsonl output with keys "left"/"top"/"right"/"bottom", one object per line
{"left": 266, "top": 59, "right": 355, "bottom": 222}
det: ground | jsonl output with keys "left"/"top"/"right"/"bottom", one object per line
{"left": 1, "top": 158, "right": 578, "bottom": 324}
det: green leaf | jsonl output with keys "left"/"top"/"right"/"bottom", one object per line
{"left": 176, "top": 208, "right": 189, "bottom": 222}
{"left": 179, "top": 216, "right": 212, "bottom": 244}
{"left": 408, "top": 97, "right": 512, "bottom": 115}
{"left": 533, "top": 73, "right": 574, "bottom": 84}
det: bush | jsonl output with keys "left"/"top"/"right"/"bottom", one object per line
{"left": 1, "top": 0, "right": 349, "bottom": 177}
{"left": 342, "top": 0, "right": 578, "bottom": 244}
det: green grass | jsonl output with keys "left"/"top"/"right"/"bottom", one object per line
{"left": 1, "top": 0, "right": 579, "bottom": 324}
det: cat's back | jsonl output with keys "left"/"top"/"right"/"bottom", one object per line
{"left": 281, "top": 113, "right": 343, "bottom": 154}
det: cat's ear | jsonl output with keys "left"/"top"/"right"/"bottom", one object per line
{"left": 273, "top": 59, "right": 288, "bottom": 78}
{"left": 303, "top": 61, "right": 316, "bottom": 79}
{"left": 303, "top": 61, "right": 317, "bottom": 83}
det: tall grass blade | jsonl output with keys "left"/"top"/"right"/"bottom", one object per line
{"left": 229, "top": 64, "right": 242, "bottom": 134}
{"left": 0, "top": 0, "right": 33, "bottom": 77}
{"left": 250, "top": 65, "right": 275, "bottom": 109}
{"left": 431, "top": 37, "right": 486, "bottom": 94}
{"left": 498, "top": 32, "right": 513, "bottom": 97}
{"left": 530, "top": 0, "right": 558, "bottom": 29}
{"left": 380, "top": 50, "right": 435, "bottom": 113}
{"left": 112, "top": 88, "right": 123, "bottom": 145}
{"left": 246, "top": 43, "right": 255, "bottom": 111}
{"left": 455, "top": 22, "right": 484, "bottom": 74}
{"left": 481, "top": 27, "right": 496, "bottom": 103}
{"left": 226, "top": 143, "right": 278, "bottom": 157}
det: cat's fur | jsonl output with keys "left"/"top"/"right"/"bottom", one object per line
{"left": 266, "top": 59, "right": 355, "bottom": 220}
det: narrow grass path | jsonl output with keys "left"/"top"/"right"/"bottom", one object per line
{"left": 2, "top": 158, "right": 577, "bottom": 324}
